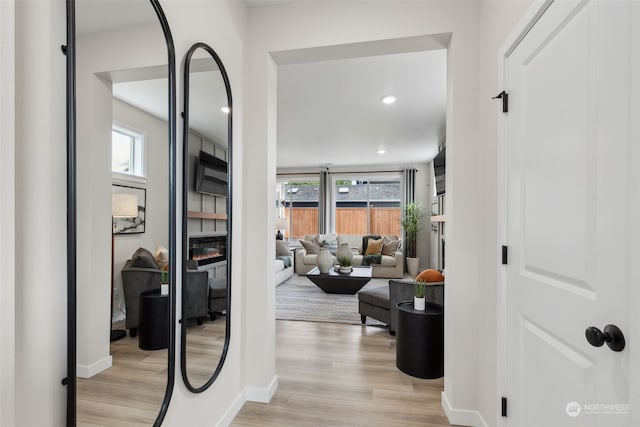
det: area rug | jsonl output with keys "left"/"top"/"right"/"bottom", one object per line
{"left": 276, "top": 274, "right": 388, "bottom": 325}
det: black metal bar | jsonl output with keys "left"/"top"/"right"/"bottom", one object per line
{"left": 502, "top": 396, "right": 508, "bottom": 417}
{"left": 180, "top": 42, "right": 233, "bottom": 394}
{"left": 148, "top": 0, "right": 177, "bottom": 424}
{"left": 65, "top": 1, "right": 77, "bottom": 425}
{"left": 502, "top": 245, "right": 508, "bottom": 265}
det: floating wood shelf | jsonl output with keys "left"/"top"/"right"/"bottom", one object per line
{"left": 187, "top": 211, "right": 228, "bottom": 220}
{"left": 430, "top": 215, "right": 446, "bottom": 223}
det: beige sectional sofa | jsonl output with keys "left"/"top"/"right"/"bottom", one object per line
{"left": 294, "top": 234, "right": 403, "bottom": 279}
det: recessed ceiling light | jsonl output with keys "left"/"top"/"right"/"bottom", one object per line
{"left": 377, "top": 149, "right": 386, "bottom": 154}
{"left": 221, "top": 106, "right": 230, "bottom": 114}
{"left": 381, "top": 95, "right": 396, "bottom": 105}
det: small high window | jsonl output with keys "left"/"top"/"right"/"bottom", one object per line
{"left": 112, "top": 126, "right": 144, "bottom": 177}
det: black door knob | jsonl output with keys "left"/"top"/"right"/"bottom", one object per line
{"left": 585, "top": 324, "right": 625, "bottom": 352}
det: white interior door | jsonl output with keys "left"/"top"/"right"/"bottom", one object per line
{"left": 505, "top": 1, "right": 637, "bottom": 426}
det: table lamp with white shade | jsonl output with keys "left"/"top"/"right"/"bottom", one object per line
{"left": 111, "top": 193, "right": 138, "bottom": 341}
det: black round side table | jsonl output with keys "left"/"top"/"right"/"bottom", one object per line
{"left": 138, "top": 289, "right": 169, "bottom": 351}
{"left": 395, "top": 301, "right": 444, "bottom": 379}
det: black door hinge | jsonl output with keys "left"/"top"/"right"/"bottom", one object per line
{"left": 501, "top": 245, "right": 508, "bottom": 265}
{"left": 493, "top": 90, "right": 509, "bottom": 113}
{"left": 502, "top": 396, "right": 508, "bottom": 417}
{"left": 60, "top": 44, "right": 67, "bottom": 55}
{"left": 61, "top": 377, "right": 68, "bottom": 386}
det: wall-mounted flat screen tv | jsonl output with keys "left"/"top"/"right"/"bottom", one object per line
{"left": 433, "top": 148, "right": 446, "bottom": 196}
{"left": 195, "top": 150, "right": 228, "bottom": 197}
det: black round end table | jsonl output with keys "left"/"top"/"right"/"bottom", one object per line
{"left": 395, "top": 301, "right": 444, "bottom": 379}
{"left": 138, "top": 289, "right": 169, "bottom": 351}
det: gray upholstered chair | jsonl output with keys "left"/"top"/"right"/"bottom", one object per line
{"left": 208, "top": 277, "right": 228, "bottom": 321}
{"left": 121, "top": 260, "right": 161, "bottom": 337}
{"left": 358, "top": 278, "right": 444, "bottom": 335}
{"left": 183, "top": 271, "right": 209, "bottom": 325}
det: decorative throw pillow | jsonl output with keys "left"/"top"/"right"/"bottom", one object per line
{"left": 416, "top": 269, "right": 445, "bottom": 283}
{"left": 130, "top": 247, "right": 159, "bottom": 269}
{"left": 300, "top": 239, "right": 321, "bottom": 255}
{"left": 305, "top": 234, "right": 323, "bottom": 246}
{"left": 275, "top": 240, "right": 290, "bottom": 257}
{"left": 322, "top": 239, "right": 338, "bottom": 255}
{"left": 154, "top": 245, "right": 169, "bottom": 270}
{"left": 365, "top": 238, "right": 383, "bottom": 255}
{"left": 381, "top": 239, "right": 401, "bottom": 256}
{"left": 361, "top": 234, "right": 382, "bottom": 254}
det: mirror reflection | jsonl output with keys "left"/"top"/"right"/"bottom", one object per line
{"left": 75, "top": 0, "right": 172, "bottom": 424}
{"left": 182, "top": 44, "right": 232, "bottom": 391}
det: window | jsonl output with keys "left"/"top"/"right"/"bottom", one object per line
{"left": 332, "top": 175, "right": 402, "bottom": 237}
{"left": 112, "top": 126, "right": 144, "bottom": 177}
{"left": 276, "top": 179, "right": 319, "bottom": 241}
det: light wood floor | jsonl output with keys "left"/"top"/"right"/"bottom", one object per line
{"left": 231, "top": 321, "right": 450, "bottom": 427}
{"left": 77, "top": 316, "right": 226, "bottom": 426}
{"left": 77, "top": 332, "right": 167, "bottom": 427}
{"left": 78, "top": 319, "right": 450, "bottom": 426}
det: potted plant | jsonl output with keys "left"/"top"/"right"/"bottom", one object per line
{"left": 414, "top": 280, "right": 427, "bottom": 310}
{"left": 337, "top": 256, "right": 353, "bottom": 274}
{"left": 160, "top": 265, "right": 169, "bottom": 295}
{"left": 402, "top": 202, "right": 423, "bottom": 277}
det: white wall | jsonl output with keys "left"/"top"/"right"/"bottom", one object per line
{"left": 0, "top": 0, "right": 16, "bottom": 425}
{"left": 245, "top": 1, "right": 483, "bottom": 423}
{"left": 111, "top": 98, "right": 170, "bottom": 324}
{"left": 6, "top": 0, "right": 536, "bottom": 425}
{"left": 13, "top": 0, "right": 67, "bottom": 425}
{"left": 160, "top": 1, "right": 248, "bottom": 425}
{"left": 9, "top": 0, "right": 247, "bottom": 426}
{"left": 474, "top": 1, "right": 532, "bottom": 425}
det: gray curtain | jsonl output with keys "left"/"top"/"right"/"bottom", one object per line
{"left": 402, "top": 168, "right": 417, "bottom": 257}
{"left": 318, "top": 170, "right": 329, "bottom": 234}
{"left": 403, "top": 168, "right": 416, "bottom": 205}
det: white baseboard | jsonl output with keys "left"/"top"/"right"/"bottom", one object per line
{"left": 441, "top": 391, "right": 488, "bottom": 427}
{"left": 77, "top": 355, "right": 112, "bottom": 378}
{"left": 215, "top": 390, "right": 247, "bottom": 427}
{"left": 245, "top": 375, "right": 278, "bottom": 403}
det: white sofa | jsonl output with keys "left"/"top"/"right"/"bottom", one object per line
{"left": 294, "top": 234, "right": 403, "bottom": 279}
{"left": 275, "top": 250, "right": 294, "bottom": 285}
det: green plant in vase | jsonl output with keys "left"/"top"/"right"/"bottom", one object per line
{"left": 160, "top": 265, "right": 169, "bottom": 295}
{"left": 413, "top": 280, "right": 427, "bottom": 310}
{"left": 402, "top": 202, "right": 424, "bottom": 277}
{"left": 160, "top": 267, "right": 169, "bottom": 284}
{"left": 337, "top": 256, "right": 353, "bottom": 273}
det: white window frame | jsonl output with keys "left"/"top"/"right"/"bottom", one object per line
{"left": 329, "top": 172, "right": 402, "bottom": 234}
{"left": 111, "top": 123, "right": 147, "bottom": 185}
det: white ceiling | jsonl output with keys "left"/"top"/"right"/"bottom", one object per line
{"left": 112, "top": 68, "right": 229, "bottom": 145}
{"left": 277, "top": 49, "right": 447, "bottom": 169}
{"left": 76, "top": 1, "right": 446, "bottom": 164}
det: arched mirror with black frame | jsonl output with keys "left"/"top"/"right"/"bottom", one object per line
{"left": 181, "top": 42, "right": 232, "bottom": 392}
{"left": 66, "top": 0, "right": 176, "bottom": 425}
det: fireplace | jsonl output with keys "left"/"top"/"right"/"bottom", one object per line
{"left": 188, "top": 234, "right": 227, "bottom": 268}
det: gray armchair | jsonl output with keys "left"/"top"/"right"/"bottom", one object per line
{"left": 184, "top": 271, "right": 209, "bottom": 325}
{"left": 358, "top": 278, "right": 444, "bottom": 335}
{"left": 121, "top": 260, "right": 161, "bottom": 337}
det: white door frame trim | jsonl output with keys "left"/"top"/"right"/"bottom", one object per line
{"left": 496, "top": 1, "right": 555, "bottom": 426}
